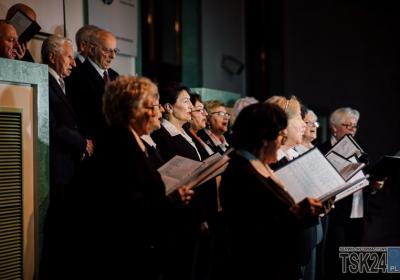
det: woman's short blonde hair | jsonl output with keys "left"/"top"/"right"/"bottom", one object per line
{"left": 103, "top": 75, "right": 158, "bottom": 126}
{"left": 204, "top": 100, "right": 226, "bottom": 113}
{"left": 265, "top": 95, "right": 301, "bottom": 119}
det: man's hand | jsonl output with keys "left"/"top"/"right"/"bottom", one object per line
{"left": 15, "top": 42, "right": 27, "bottom": 60}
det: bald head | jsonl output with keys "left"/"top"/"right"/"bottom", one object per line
{"left": 6, "top": 3, "right": 37, "bottom": 21}
{"left": 89, "top": 29, "right": 117, "bottom": 70}
{"left": 0, "top": 21, "right": 18, "bottom": 59}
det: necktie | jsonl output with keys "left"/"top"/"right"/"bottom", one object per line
{"left": 103, "top": 70, "right": 110, "bottom": 83}
{"left": 59, "top": 78, "right": 65, "bottom": 94}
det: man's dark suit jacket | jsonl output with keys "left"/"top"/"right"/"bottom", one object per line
{"left": 43, "top": 74, "right": 88, "bottom": 280}
{"left": 74, "top": 56, "right": 83, "bottom": 67}
{"left": 65, "top": 59, "right": 118, "bottom": 143}
{"left": 21, "top": 49, "right": 35, "bottom": 62}
{"left": 220, "top": 152, "right": 301, "bottom": 280}
{"left": 48, "top": 74, "right": 86, "bottom": 199}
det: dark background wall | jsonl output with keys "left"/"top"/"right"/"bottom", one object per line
{"left": 201, "top": 0, "right": 245, "bottom": 94}
{"left": 282, "top": 0, "right": 400, "bottom": 162}
{"left": 141, "top": 0, "right": 399, "bottom": 162}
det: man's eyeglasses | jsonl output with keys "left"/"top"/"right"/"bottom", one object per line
{"left": 305, "top": 121, "right": 320, "bottom": 128}
{"left": 211, "top": 111, "right": 231, "bottom": 118}
{"left": 192, "top": 108, "right": 206, "bottom": 114}
{"left": 341, "top": 123, "right": 358, "bottom": 130}
{"left": 100, "top": 47, "right": 120, "bottom": 56}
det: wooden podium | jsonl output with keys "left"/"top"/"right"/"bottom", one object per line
{"left": 0, "top": 58, "right": 49, "bottom": 280}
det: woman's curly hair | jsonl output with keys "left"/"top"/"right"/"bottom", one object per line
{"left": 103, "top": 75, "right": 158, "bottom": 127}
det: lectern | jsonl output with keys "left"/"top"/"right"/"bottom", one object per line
{"left": 0, "top": 58, "right": 49, "bottom": 280}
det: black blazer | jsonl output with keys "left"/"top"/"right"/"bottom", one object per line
{"left": 74, "top": 56, "right": 83, "bottom": 67}
{"left": 151, "top": 124, "right": 219, "bottom": 279}
{"left": 185, "top": 127, "right": 220, "bottom": 224}
{"left": 65, "top": 59, "right": 118, "bottom": 143}
{"left": 220, "top": 152, "right": 301, "bottom": 280}
{"left": 142, "top": 140, "right": 165, "bottom": 170}
{"left": 151, "top": 124, "right": 201, "bottom": 162}
{"left": 197, "top": 128, "right": 229, "bottom": 155}
{"left": 20, "top": 49, "right": 35, "bottom": 62}
{"left": 94, "top": 125, "right": 175, "bottom": 279}
{"left": 185, "top": 127, "right": 215, "bottom": 160}
{"left": 151, "top": 124, "right": 217, "bottom": 219}
{"left": 49, "top": 74, "right": 86, "bottom": 188}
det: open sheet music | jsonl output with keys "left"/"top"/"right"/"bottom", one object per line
{"left": 334, "top": 171, "right": 369, "bottom": 202}
{"left": 326, "top": 134, "right": 364, "bottom": 158}
{"left": 326, "top": 152, "right": 365, "bottom": 181}
{"left": 158, "top": 151, "right": 231, "bottom": 195}
{"left": 274, "top": 148, "right": 368, "bottom": 204}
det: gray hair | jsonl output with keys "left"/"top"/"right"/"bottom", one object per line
{"left": 305, "top": 109, "right": 317, "bottom": 120}
{"left": 231, "top": 97, "right": 259, "bottom": 125}
{"left": 75, "top": 25, "right": 99, "bottom": 48}
{"left": 41, "top": 35, "right": 73, "bottom": 64}
{"left": 329, "top": 107, "right": 360, "bottom": 126}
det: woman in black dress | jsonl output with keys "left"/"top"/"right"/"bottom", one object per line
{"left": 220, "top": 102, "right": 323, "bottom": 280}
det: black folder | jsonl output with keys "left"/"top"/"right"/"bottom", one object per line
{"left": 367, "top": 155, "right": 400, "bottom": 180}
{"left": 8, "top": 9, "right": 41, "bottom": 44}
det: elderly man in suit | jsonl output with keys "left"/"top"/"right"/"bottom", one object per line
{"left": 6, "top": 3, "right": 38, "bottom": 62}
{"left": 40, "top": 34, "right": 93, "bottom": 279}
{"left": 74, "top": 24, "right": 100, "bottom": 66}
{"left": 0, "top": 20, "right": 18, "bottom": 59}
{"left": 43, "top": 34, "right": 94, "bottom": 205}
{"left": 66, "top": 28, "right": 119, "bottom": 144}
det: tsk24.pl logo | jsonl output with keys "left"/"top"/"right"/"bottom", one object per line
{"left": 339, "top": 247, "right": 400, "bottom": 273}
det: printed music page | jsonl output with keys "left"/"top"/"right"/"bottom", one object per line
{"left": 274, "top": 148, "right": 366, "bottom": 203}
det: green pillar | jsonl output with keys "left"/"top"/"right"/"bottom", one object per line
{"left": 182, "top": 0, "right": 201, "bottom": 87}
